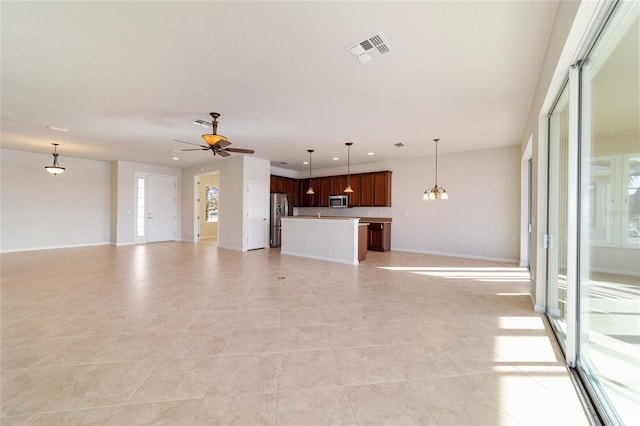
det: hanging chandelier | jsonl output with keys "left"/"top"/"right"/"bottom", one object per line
{"left": 343, "top": 142, "right": 354, "bottom": 193}
{"left": 44, "top": 143, "right": 66, "bottom": 175}
{"left": 306, "top": 149, "right": 315, "bottom": 195}
{"left": 423, "top": 138, "right": 448, "bottom": 201}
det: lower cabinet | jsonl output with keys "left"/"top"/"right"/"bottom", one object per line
{"left": 367, "top": 222, "right": 391, "bottom": 252}
{"left": 358, "top": 224, "right": 368, "bottom": 261}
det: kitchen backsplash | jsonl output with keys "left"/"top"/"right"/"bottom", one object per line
{"left": 295, "top": 206, "right": 392, "bottom": 218}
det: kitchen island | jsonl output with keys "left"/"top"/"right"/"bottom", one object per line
{"left": 280, "top": 216, "right": 365, "bottom": 265}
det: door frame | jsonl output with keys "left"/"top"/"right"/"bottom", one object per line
{"left": 194, "top": 171, "right": 221, "bottom": 244}
{"left": 134, "top": 172, "right": 177, "bottom": 244}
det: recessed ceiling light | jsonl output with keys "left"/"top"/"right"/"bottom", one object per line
{"left": 303, "top": 161, "right": 309, "bottom": 165}
{"left": 279, "top": 162, "right": 288, "bottom": 165}
{"left": 172, "top": 157, "right": 180, "bottom": 161}
{"left": 47, "top": 125, "right": 68, "bottom": 132}
{"left": 368, "top": 152, "right": 375, "bottom": 156}
{"left": 333, "top": 157, "right": 339, "bottom": 161}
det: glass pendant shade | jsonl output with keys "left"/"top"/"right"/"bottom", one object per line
{"left": 44, "top": 144, "right": 65, "bottom": 175}
{"left": 344, "top": 185, "right": 353, "bottom": 193}
{"left": 201, "top": 134, "right": 228, "bottom": 145}
{"left": 306, "top": 186, "right": 315, "bottom": 195}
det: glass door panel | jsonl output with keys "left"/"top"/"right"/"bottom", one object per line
{"left": 547, "top": 84, "right": 570, "bottom": 347}
{"left": 578, "top": 2, "right": 640, "bottom": 424}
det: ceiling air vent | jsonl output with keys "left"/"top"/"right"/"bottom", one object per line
{"left": 192, "top": 119, "right": 211, "bottom": 128}
{"left": 394, "top": 142, "right": 405, "bottom": 147}
{"left": 347, "top": 33, "right": 392, "bottom": 64}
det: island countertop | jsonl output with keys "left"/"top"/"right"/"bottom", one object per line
{"left": 293, "top": 215, "right": 392, "bottom": 223}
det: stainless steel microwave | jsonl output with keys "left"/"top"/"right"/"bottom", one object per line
{"left": 329, "top": 195, "right": 349, "bottom": 208}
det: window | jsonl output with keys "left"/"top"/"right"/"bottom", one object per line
{"left": 623, "top": 154, "right": 640, "bottom": 247}
{"left": 206, "top": 185, "right": 218, "bottom": 222}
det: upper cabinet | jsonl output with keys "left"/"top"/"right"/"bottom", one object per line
{"left": 372, "top": 171, "right": 392, "bottom": 207}
{"left": 271, "top": 170, "right": 391, "bottom": 207}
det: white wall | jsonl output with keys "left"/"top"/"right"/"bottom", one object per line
{"left": 518, "top": 0, "right": 594, "bottom": 307}
{"left": 0, "top": 149, "right": 111, "bottom": 252}
{"left": 113, "top": 160, "right": 182, "bottom": 246}
{"left": 182, "top": 155, "right": 271, "bottom": 251}
{"left": 296, "top": 145, "right": 521, "bottom": 262}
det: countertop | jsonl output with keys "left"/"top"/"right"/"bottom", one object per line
{"left": 284, "top": 216, "right": 359, "bottom": 221}
{"left": 293, "top": 216, "right": 392, "bottom": 223}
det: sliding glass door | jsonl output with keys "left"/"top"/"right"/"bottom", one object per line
{"left": 577, "top": 2, "right": 639, "bottom": 423}
{"left": 547, "top": 84, "right": 570, "bottom": 348}
{"left": 546, "top": 1, "right": 639, "bottom": 423}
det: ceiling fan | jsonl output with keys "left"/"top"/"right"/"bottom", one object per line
{"left": 174, "top": 112, "right": 255, "bottom": 158}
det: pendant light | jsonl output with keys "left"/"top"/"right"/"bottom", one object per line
{"left": 306, "top": 149, "right": 315, "bottom": 195}
{"left": 423, "top": 138, "right": 448, "bottom": 201}
{"left": 44, "top": 143, "right": 66, "bottom": 175}
{"left": 343, "top": 142, "right": 354, "bottom": 193}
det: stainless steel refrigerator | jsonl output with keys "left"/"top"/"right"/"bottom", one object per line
{"left": 270, "top": 193, "right": 293, "bottom": 247}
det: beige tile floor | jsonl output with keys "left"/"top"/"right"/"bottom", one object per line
{"left": 0, "top": 243, "right": 590, "bottom": 425}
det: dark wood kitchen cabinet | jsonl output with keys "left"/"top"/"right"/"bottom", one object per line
{"left": 271, "top": 175, "right": 301, "bottom": 206}
{"left": 372, "top": 171, "right": 392, "bottom": 206}
{"left": 358, "top": 224, "right": 368, "bottom": 261}
{"left": 368, "top": 222, "right": 391, "bottom": 252}
{"left": 318, "top": 177, "right": 330, "bottom": 207}
{"left": 329, "top": 175, "right": 346, "bottom": 195}
{"left": 272, "top": 170, "right": 391, "bottom": 207}
{"left": 346, "top": 174, "right": 361, "bottom": 206}
{"left": 299, "top": 178, "right": 324, "bottom": 207}
{"left": 361, "top": 173, "right": 374, "bottom": 206}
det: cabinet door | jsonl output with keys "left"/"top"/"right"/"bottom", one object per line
{"left": 373, "top": 171, "right": 391, "bottom": 206}
{"left": 329, "top": 176, "right": 342, "bottom": 195}
{"left": 275, "top": 176, "right": 285, "bottom": 193}
{"left": 292, "top": 179, "right": 300, "bottom": 207}
{"left": 368, "top": 223, "right": 383, "bottom": 250}
{"left": 347, "top": 175, "right": 361, "bottom": 206}
{"left": 284, "top": 178, "right": 294, "bottom": 197}
{"left": 270, "top": 175, "right": 277, "bottom": 193}
{"left": 319, "top": 177, "right": 331, "bottom": 207}
{"left": 361, "top": 173, "right": 374, "bottom": 206}
{"left": 299, "top": 178, "right": 311, "bottom": 207}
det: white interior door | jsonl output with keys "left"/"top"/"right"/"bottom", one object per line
{"left": 148, "top": 174, "right": 177, "bottom": 243}
{"left": 246, "top": 181, "right": 268, "bottom": 250}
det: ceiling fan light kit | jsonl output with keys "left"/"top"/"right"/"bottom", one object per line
{"left": 44, "top": 143, "right": 66, "bottom": 175}
{"left": 174, "top": 112, "right": 254, "bottom": 158}
{"left": 423, "top": 138, "right": 448, "bottom": 201}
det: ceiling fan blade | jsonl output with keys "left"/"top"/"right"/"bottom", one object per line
{"left": 215, "top": 139, "right": 231, "bottom": 148}
{"left": 225, "top": 148, "right": 255, "bottom": 154}
{"left": 173, "top": 139, "right": 208, "bottom": 149}
{"left": 180, "top": 148, "right": 209, "bottom": 151}
{"left": 217, "top": 149, "right": 231, "bottom": 157}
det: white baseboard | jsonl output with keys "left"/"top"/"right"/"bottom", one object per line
{"left": 390, "top": 246, "right": 519, "bottom": 264}
{"left": 0, "top": 241, "right": 111, "bottom": 254}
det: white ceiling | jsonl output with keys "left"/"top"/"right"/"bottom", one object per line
{"left": 1, "top": 1, "right": 560, "bottom": 171}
